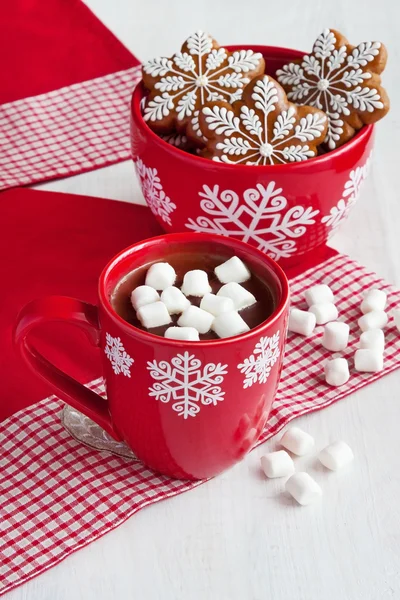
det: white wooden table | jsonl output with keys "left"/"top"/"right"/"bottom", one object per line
{"left": 9, "top": 1, "right": 400, "bottom": 598}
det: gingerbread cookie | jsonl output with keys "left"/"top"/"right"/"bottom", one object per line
{"left": 199, "top": 74, "right": 328, "bottom": 165}
{"left": 276, "top": 29, "right": 389, "bottom": 149}
{"left": 142, "top": 31, "right": 265, "bottom": 144}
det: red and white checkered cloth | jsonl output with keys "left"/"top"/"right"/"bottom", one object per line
{"left": 0, "top": 66, "right": 142, "bottom": 191}
{"left": 1, "top": 252, "right": 400, "bottom": 596}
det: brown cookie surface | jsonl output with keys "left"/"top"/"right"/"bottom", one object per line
{"left": 199, "top": 74, "right": 328, "bottom": 166}
{"left": 142, "top": 31, "right": 265, "bottom": 144}
{"left": 276, "top": 28, "right": 389, "bottom": 149}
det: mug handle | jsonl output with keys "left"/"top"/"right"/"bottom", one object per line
{"left": 13, "top": 296, "right": 120, "bottom": 440}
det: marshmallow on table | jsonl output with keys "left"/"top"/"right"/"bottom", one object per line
{"left": 360, "top": 329, "right": 385, "bottom": 353}
{"left": 260, "top": 450, "right": 294, "bottom": 478}
{"left": 318, "top": 441, "right": 354, "bottom": 471}
{"left": 217, "top": 282, "right": 256, "bottom": 311}
{"left": 212, "top": 311, "right": 250, "bottom": 339}
{"left": 164, "top": 326, "right": 199, "bottom": 341}
{"left": 308, "top": 302, "right": 338, "bottom": 325}
{"left": 161, "top": 286, "right": 190, "bottom": 315}
{"left": 361, "top": 289, "right": 387, "bottom": 314}
{"left": 393, "top": 309, "right": 400, "bottom": 332}
{"left": 181, "top": 270, "right": 212, "bottom": 297}
{"left": 324, "top": 358, "right": 350, "bottom": 387}
{"left": 288, "top": 308, "right": 316, "bottom": 336}
{"left": 354, "top": 349, "right": 383, "bottom": 373}
{"left": 286, "top": 472, "right": 322, "bottom": 506}
{"left": 321, "top": 321, "right": 350, "bottom": 352}
{"left": 358, "top": 310, "right": 388, "bottom": 332}
{"left": 178, "top": 305, "right": 214, "bottom": 334}
{"left": 130, "top": 285, "right": 160, "bottom": 310}
{"left": 305, "top": 284, "right": 334, "bottom": 307}
{"left": 145, "top": 262, "right": 176, "bottom": 291}
{"left": 280, "top": 427, "right": 314, "bottom": 456}
{"left": 214, "top": 256, "right": 251, "bottom": 284}
{"left": 200, "top": 293, "right": 234, "bottom": 316}
{"left": 137, "top": 301, "right": 171, "bottom": 329}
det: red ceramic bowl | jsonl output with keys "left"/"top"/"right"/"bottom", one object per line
{"left": 130, "top": 45, "right": 374, "bottom": 269}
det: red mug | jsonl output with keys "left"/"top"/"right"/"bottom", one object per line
{"left": 14, "top": 233, "right": 289, "bottom": 480}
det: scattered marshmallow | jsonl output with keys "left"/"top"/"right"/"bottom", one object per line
{"left": 181, "top": 270, "right": 212, "bottom": 297}
{"left": 137, "top": 301, "right": 171, "bottom": 329}
{"left": 217, "top": 282, "right": 256, "bottom": 311}
{"left": 324, "top": 358, "right": 350, "bottom": 387}
{"left": 354, "top": 348, "right": 383, "bottom": 373}
{"left": 280, "top": 427, "right": 314, "bottom": 456}
{"left": 361, "top": 289, "right": 387, "bottom": 314}
{"left": 393, "top": 309, "right": 400, "bottom": 332}
{"left": 130, "top": 285, "right": 160, "bottom": 311}
{"left": 285, "top": 472, "right": 322, "bottom": 506}
{"left": 160, "top": 286, "right": 190, "bottom": 315}
{"left": 308, "top": 303, "right": 338, "bottom": 325}
{"left": 318, "top": 441, "right": 354, "bottom": 471}
{"left": 288, "top": 308, "right": 316, "bottom": 336}
{"left": 214, "top": 256, "right": 251, "bottom": 284}
{"left": 145, "top": 263, "right": 176, "bottom": 291}
{"left": 305, "top": 284, "right": 334, "bottom": 308}
{"left": 359, "top": 329, "right": 385, "bottom": 353}
{"left": 178, "top": 305, "right": 214, "bottom": 334}
{"left": 212, "top": 311, "right": 250, "bottom": 338}
{"left": 200, "top": 293, "right": 234, "bottom": 316}
{"left": 260, "top": 450, "right": 294, "bottom": 478}
{"left": 358, "top": 310, "right": 388, "bottom": 332}
{"left": 164, "top": 326, "right": 199, "bottom": 341}
{"left": 321, "top": 321, "right": 350, "bottom": 352}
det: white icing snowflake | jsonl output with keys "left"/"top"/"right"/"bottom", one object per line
{"left": 160, "top": 132, "right": 189, "bottom": 149}
{"left": 147, "top": 351, "right": 228, "bottom": 419}
{"left": 142, "top": 31, "right": 263, "bottom": 132}
{"left": 104, "top": 333, "right": 134, "bottom": 377}
{"left": 321, "top": 151, "right": 372, "bottom": 229}
{"left": 276, "top": 29, "right": 384, "bottom": 149}
{"left": 186, "top": 181, "right": 319, "bottom": 260}
{"left": 135, "top": 158, "right": 176, "bottom": 226}
{"left": 237, "top": 333, "right": 281, "bottom": 389}
{"left": 202, "top": 76, "right": 327, "bottom": 165}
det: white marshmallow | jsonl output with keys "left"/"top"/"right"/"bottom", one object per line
{"left": 200, "top": 293, "right": 234, "bottom": 316}
{"left": 130, "top": 285, "right": 160, "bottom": 310}
{"left": 324, "top": 358, "right": 350, "bottom": 387}
{"left": 260, "top": 450, "right": 294, "bottom": 478}
{"left": 288, "top": 308, "right": 316, "bottom": 336}
{"left": 212, "top": 311, "right": 250, "bottom": 339}
{"left": 160, "top": 286, "right": 190, "bottom": 315}
{"left": 305, "top": 284, "right": 334, "bottom": 307}
{"left": 164, "top": 326, "right": 199, "bottom": 341}
{"left": 360, "top": 329, "right": 385, "bottom": 353}
{"left": 318, "top": 441, "right": 354, "bottom": 471}
{"left": 145, "top": 263, "right": 176, "bottom": 291}
{"left": 354, "top": 349, "right": 383, "bottom": 373}
{"left": 321, "top": 321, "right": 350, "bottom": 352}
{"left": 280, "top": 427, "right": 314, "bottom": 456}
{"left": 178, "top": 305, "right": 214, "bottom": 334}
{"left": 286, "top": 472, "right": 322, "bottom": 506}
{"left": 393, "top": 309, "right": 400, "bottom": 332}
{"left": 358, "top": 310, "right": 388, "bottom": 332}
{"left": 181, "top": 270, "right": 212, "bottom": 297}
{"left": 308, "top": 303, "right": 338, "bottom": 325}
{"left": 361, "top": 289, "right": 387, "bottom": 314}
{"left": 136, "top": 301, "right": 171, "bottom": 329}
{"left": 214, "top": 256, "right": 251, "bottom": 284}
{"left": 217, "top": 282, "right": 256, "bottom": 311}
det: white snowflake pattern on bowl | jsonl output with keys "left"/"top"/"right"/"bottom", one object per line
{"left": 135, "top": 158, "right": 176, "bottom": 226}
{"left": 237, "top": 332, "right": 281, "bottom": 389}
{"left": 104, "top": 333, "right": 134, "bottom": 377}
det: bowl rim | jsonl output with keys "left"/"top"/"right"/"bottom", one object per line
{"left": 131, "top": 43, "right": 374, "bottom": 173}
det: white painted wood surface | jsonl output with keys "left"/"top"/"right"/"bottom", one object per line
{"left": 10, "top": 1, "right": 400, "bottom": 598}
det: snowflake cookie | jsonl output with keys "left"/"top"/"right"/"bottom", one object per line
{"left": 199, "top": 74, "right": 328, "bottom": 165}
{"left": 142, "top": 30, "right": 264, "bottom": 144}
{"left": 276, "top": 28, "right": 389, "bottom": 150}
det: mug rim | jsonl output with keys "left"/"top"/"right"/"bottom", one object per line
{"left": 99, "top": 232, "right": 290, "bottom": 347}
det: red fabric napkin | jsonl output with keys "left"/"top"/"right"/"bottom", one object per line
{"left": 0, "top": 188, "right": 162, "bottom": 421}
{"left": 0, "top": 0, "right": 141, "bottom": 190}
